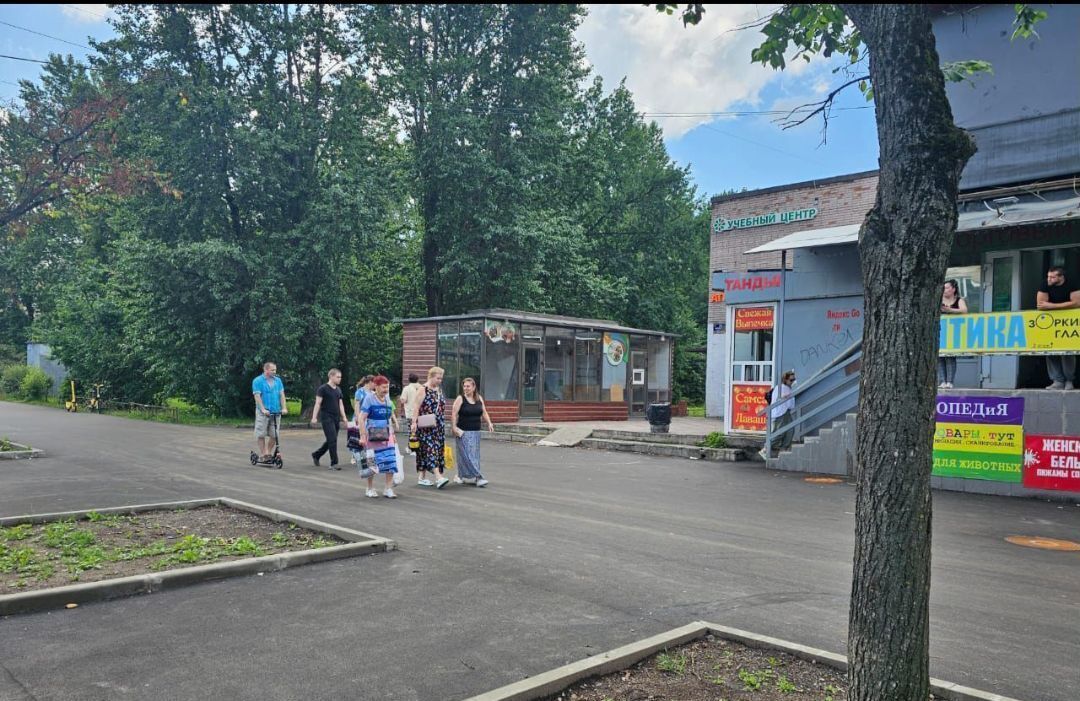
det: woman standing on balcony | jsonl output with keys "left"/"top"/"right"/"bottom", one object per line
{"left": 938, "top": 279, "right": 968, "bottom": 389}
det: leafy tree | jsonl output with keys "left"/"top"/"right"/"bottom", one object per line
{"left": 651, "top": 4, "right": 1043, "bottom": 700}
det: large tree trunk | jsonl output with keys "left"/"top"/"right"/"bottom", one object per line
{"left": 838, "top": 5, "right": 976, "bottom": 701}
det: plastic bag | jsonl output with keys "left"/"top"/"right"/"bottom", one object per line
{"left": 393, "top": 446, "right": 405, "bottom": 485}
{"left": 443, "top": 444, "right": 455, "bottom": 471}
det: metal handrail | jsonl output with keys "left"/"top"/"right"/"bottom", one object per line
{"left": 763, "top": 345, "right": 863, "bottom": 458}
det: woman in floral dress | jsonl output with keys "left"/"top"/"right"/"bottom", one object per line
{"left": 410, "top": 366, "right": 449, "bottom": 489}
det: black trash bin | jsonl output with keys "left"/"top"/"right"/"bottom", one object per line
{"left": 646, "top": 402, "right": 672, "bottom": 433}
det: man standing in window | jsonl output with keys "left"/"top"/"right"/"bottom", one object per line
{"left": 1036, "top": 266, "right": 1080, "bottom": 390}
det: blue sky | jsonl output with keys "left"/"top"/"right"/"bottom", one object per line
{"left": 1, "top": 4, "right": 880, "bottom": 199}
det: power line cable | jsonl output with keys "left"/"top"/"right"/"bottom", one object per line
{"left": 62, "top": 4, "right": 109, "bottom": 21}
{"left": 0, "top": 19, "right": 92, "bottom": 50}
{"left": 0, "top": 53, "right": 50, "bottom": 65}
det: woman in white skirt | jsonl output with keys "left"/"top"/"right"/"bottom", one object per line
{"left": 450, "top": 377, "right": 495, "bottom": 487}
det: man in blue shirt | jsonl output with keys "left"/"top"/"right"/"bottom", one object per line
{"left": 252, "top": 361, "right": 288, "bottom": 460}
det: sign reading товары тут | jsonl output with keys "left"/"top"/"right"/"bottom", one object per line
{"left": 932, "top": 396, "right": 1024, "bottom": 482}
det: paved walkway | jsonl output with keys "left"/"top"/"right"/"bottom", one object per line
{"left": 1, "top": 402, "right": 1078, "bottom": 701}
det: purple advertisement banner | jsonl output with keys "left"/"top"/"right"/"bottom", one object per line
{"left": 935, "top": 396, "right": 1025, "bottom": 425}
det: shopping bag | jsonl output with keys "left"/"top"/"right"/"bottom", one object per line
{"left": 443, "top": 444, "right": 455, "bottom": 471}
{"left": 393, "top": 447, "right": 405, "bottom": 485}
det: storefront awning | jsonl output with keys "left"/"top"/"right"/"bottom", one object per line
{"left": 745, "top": 191, "right": 1080, "bottom": 255}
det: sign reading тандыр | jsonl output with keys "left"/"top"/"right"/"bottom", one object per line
{"left": 713, "top": 207, "right": 818, "bottom": 232}
{"left": 932, "top": 396, "right": 1024, "bottom": 482}
{"left": 939, "top": 309, "right": 1080, "bottom": 355}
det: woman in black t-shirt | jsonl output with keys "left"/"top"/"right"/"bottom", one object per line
{"left": 451, "top": 377, "right": 495, "bottom": 487}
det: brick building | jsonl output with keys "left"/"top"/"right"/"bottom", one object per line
{"left": 705, "top": 171, "right": 878, "bottom": 417}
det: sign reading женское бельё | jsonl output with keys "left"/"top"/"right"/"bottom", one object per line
{"left": 939, "top": 309, "right": 1080, "bottom": 355}
{"left": 712, "top": 207, "right": 817, "bottom": 232}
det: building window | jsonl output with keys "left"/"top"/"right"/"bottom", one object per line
{"left": 458, "top": 319, "right": 482, "bottom": 395}
{"left": 544, "top": 327, "right": 574, "bottom": 401}
{"left": 482, "top": 319, "right": 519, "bottom": 401}
{"left": 647, "top": 337, "right": 671, "bottom": 404}
{"left": 574, "top": 333, "right": 602, "bottom": 402}
{"left": 437, "top": 322, "right": 460, "bottom": 399}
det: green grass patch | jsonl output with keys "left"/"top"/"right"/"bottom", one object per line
{"left": 687, "top": 403, "right": 706, "bottom": 417}
{"left": 698, "top": 431, "right": 728, "bottom": 449}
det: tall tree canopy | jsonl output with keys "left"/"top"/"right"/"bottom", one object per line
{"left": 1, "top": 4, "right": 710, "bottom": 412}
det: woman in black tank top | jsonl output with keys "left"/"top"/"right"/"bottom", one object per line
{"left": 938, "top": 279, "right": 968, "bottom": 389}
{"left": 451, "top": 377, "right": 496, "bottom": 486}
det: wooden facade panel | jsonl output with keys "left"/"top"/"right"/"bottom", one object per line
{"left": 484, "top": 400, "right": 519, "bottom": 424}
{"left": 402, "top": 322, "right": 437, "bottom": 385}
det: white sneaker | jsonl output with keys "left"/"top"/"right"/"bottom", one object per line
{"left": 435, "top": 477, "right": 449, "bottom": 489}
{"left": 944, "top": 383, "right": 953, "bottom": 389}
{"left": 417, "top": 479, "right": 434, "bottom": 487}
{"left": 1047, "top": 382, "right": 1065, "bottom": 390}
{"left": 365, "top": 489, "right": 379, "bottom": 498}
{"left": 452, "top": 474, "right": 463, "bottom": 484}
{"left": 1067, "top": 382, "right": 1076, "bottom": 391}
{"left": 476, "top": 479, "right": 489, "bottom": 488}
{"left": 938, "top": 383, "right": 947, "bottom": 389}
{"left": 383, "top": 488, "right": 396, "bottom": 499}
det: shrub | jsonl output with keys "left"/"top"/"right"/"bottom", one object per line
{"left": 19, "top": 367, "right": 53, "bottom": 401}
{"left": 700, "top": 431, "right": 728, "bottom": 449}
{"left": 1, "top": 365, "right": 30, "bottom": 396}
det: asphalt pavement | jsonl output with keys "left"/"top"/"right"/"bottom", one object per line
{"left": 0, "top": 402, "right": 1078, "bottom": 701}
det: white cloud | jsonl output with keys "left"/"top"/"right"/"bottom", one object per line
{"left": 576, "top": 4, "right": 819, "bottom": 139}
{"left": 60, "top": 4, "right": 113, "bottom": 24}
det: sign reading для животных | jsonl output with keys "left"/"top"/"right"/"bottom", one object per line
{"left": 932, "top": 396, "right": 1024, "bottom": 482}
{"left": 712, "top": 207, "right": 818, "bottom": 233}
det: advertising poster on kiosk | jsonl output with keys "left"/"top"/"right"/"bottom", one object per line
{"left": 932, "top": 396, "right": 1024, "bottom": 482}
{"left": 730, "top": 384, "right": 769, "bottom": 432}
{"left": 1023, "top": 435, "right": 1080, "bottom": 492}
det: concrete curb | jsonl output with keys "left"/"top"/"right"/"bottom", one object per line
{"left": 463, "top": 620, "right": 1025, "bottom": 701}
{"left": 463, "top": 622, "right": 708, "bottom": 701}
{"left": 0, "top": 441, "right": 44, "bottom": 460}
{"left": 0, "top": 498, "right": 393, "bottom": 616}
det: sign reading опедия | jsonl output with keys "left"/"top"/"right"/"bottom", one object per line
{"left": 939, "top": 309, "right": 1080, "bottom": 355}
{"left": 932, "top": 396, "right": 1024, "bottom": 482}
{"left": 713, "top": 207, "right": 818, "bottom": 233}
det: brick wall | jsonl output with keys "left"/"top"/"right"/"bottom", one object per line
{"left": 543, "top": 401, "right": 629, "bottom": 422}
{"left": 484, "top": 400, "right": 519, "bottom": 424}
{"left": 708, "top": 172, "right": 879, "bottom": 323}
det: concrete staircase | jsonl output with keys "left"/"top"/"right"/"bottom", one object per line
{"left": 580, "top": 430, "right": 748, "bottom": 462}
{"left": 484, "top": 424, "right": 554, "bottom": 444}
{"left": 768, "top": 413, "right": 857, "bottom": 476}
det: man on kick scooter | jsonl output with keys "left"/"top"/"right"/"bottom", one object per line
{"left": 251, "top": 361, "right": 288, "bottom": 467}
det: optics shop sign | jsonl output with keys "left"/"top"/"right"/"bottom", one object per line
{"left": 1023, "top": 435, "right": 1080, "bottom": 493}
{"left": 713, "top": 207, "right": 817, "bottom": 233}
{"left": 939, "top": 309, "right": 1080, "bottom": 356}
{"left": 932, "top": 396, "right": 1024, "bottom": 482}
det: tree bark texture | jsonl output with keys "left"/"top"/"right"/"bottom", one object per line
{"left": 838, "top": 5, "right": 976, "bottom": 701}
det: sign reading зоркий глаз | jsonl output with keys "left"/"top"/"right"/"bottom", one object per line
{"left": 713, "top": 207, "right": 818, "bottom": 232}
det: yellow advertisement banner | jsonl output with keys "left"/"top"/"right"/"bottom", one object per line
{"left": 939, "top": 309, "right": 1080, "bottom": 355}
{"left": 933, "top": 422, "right": 1024, "bottom": 455}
